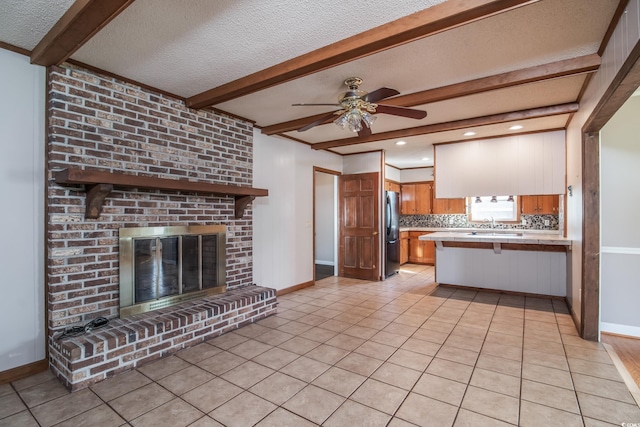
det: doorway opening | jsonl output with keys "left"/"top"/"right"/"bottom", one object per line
{"left": 580, "top": 39, "right": 640, "bottom": 341}
{"left": 313, "top": 167, "right": 340, "bottom": 281}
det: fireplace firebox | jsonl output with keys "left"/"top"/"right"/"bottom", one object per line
{"left": 119, "top": 225, "right": 226, "bottom": 317}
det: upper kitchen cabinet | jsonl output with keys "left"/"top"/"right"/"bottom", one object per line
{"left": 433, "top": 197, "right": 466, "bottom": 214}
{"left": 435, "top": 130, "right": 565, "bottom": 198}
{"left": 385, "top": 180, "right": 401, "bottom": 193}
{"left": 401, "top": 182, "right": 432, "bottom": 214}
{"left": 521, "top": 194, "right": 559, "bottom": 215}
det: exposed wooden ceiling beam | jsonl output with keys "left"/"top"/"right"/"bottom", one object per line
{"left": 311, "top": 103, "right": 579, "bottom": 150}
{"left": 31, "top": 0, "right": 135, "bottom": 66}
{"left": 262, "top": 54, "right": 600, "bottom": 135}
{"left": 186, "top": 0, "right": 538, "bottom": 109}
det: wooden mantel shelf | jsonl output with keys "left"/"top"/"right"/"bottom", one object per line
{"left": 53, "top": 168, "right": 268, "bottom": 219}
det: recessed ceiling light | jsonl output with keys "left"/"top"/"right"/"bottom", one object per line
{"left": 509, "top": 125, "right": 523, "bottom": 130}
{"left": 463, "top": 131, "right": 476, "bottom": 136}
{"left": 396, "top": 141, "right": 406, "bottom": 145}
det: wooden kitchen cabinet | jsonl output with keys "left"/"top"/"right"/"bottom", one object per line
{"left": 401, "top": 183, "right": 433, "bottom": 214}
{"left": 385, "top": 180, "right": 401, "bottom": 193}
{"left": 521, "top": 195, "right": 559, "bottom": 214}
{"left": 408, "top": 231, "right": 435, "bottom": 265}
{"left": 433, "top": 197, "right": 466, "bottom": 214}
{"left": 400, "top": 231, "right": 409, "bottom": 264}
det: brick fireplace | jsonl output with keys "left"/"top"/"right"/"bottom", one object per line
{"left": 46, "top": 64, "right": 275, "bottom": 390}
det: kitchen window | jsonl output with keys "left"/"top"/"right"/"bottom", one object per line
{"left": 467, "top": 196, "right": 519, "bottom": 222}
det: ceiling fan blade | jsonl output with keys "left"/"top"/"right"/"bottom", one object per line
{"left": 297, "top": 112, "right": 337, "bottom": 132}
{"left": 292, "top": 103, "right": 341, "bottom": 106}
{"left": 375, "top": 104, "right": 427, "bottom": 120}
{"left": 362, "top": 87, "right": 400, "bottom": 103}
{"left": 357, "top": 123, "right": 372, "bottom": 138}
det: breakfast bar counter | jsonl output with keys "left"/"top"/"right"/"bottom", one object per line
{"left": 418, "top": 231, "right": 572, "bottom": 296}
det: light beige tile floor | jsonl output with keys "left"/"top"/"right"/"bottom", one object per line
{"left": 2, "top": 264, "right": 640, "bottom": 426}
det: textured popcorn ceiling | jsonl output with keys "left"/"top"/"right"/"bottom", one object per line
{"left": 0, "top": 0, "right": 622, "bottom": 168}
{"left": 0, "top": 0, "right": 76, "bottom": 50}
{"left": 72, "top": 0, "right": 444, "bottom": 97}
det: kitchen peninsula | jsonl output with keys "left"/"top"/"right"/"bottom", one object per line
{"left": 419, "top": 230, "right": 571, "bottom": 296}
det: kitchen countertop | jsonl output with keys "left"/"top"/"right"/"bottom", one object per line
{"left": 417, "top": 230, "right": 571, "bottom": 246}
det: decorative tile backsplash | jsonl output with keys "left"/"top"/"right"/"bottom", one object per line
{"left": 400, "top": 214, "right": 559, "bottom": 230}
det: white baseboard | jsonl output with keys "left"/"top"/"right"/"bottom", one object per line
{"left": 315, "top": 260, "right": 335, "bottom": 266}
{"left": 600, "top": 322, "right": 640, "bottom": 338}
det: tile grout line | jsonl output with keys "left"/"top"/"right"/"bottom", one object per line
{"left": 13, "top": 266, "right": 637, "bottom": 426}
{"left": 450, "top": 291, "right": 514, "bottom": 426}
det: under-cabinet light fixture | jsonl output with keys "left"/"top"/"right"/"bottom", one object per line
{"left": 464, "top": 131, "right": 476, "bottom": 136}
{"left": 396, "top": 140, "right": 406, "bottom": 145}
{"left": 509, "top": 125, "right": 523, "bottom": 130}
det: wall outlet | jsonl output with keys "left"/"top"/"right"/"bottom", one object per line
{"left": 544, "top": 219, "right": 550, "bottom": 226}
{"left": 521, "top": 219, "right": 526, "bottom": 225}
{"left": 449, "top": 218, "right": 454, "bottom": 224}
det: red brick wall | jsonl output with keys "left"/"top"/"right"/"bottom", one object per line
{"left": 47, "top": 64, "right": 255, "bottom": 333}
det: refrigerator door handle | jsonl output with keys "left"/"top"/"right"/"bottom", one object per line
{"left": 385, "top": 195, "right": 391, "bottom": 235}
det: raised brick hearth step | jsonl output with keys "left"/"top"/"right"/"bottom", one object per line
{"left": 49, "top": 285, "right": 276, "bottom": 391}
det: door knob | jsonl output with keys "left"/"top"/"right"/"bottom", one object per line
{"left": 372, "top": 231, "right": 378, "bottom": 235}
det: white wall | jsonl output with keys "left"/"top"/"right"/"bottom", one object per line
{"left": 253, "top": 131, "right": 342, "bottom": 291}
{"left": 401, "top": 167, "right": 433, "bottom": 183}
{"left": 343, "top": 152, "right": 382, "bottom": 174}
{"left": 385, "top": 165, "right": 401, "bottom": 182}
{"left": 565, "top": 0, "right": 640, "bottom": 326}
{"left": 314, "top": 172, "right": 335, "bottom": 264}
{"left": 600, "top": 94, "right": 640, "bottom": 337}
{"left": 0, "top": 49, "right": 46, "bottom": 372}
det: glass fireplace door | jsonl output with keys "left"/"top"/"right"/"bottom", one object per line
{"left": 119, "top": 225, "right": 226, "bottom": 318}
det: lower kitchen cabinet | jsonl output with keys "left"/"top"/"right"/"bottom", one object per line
{"left": 408, "top": 231, "right": 435, "bottom": 265}
{"left": 400, "top": 231, "right": 409, "bottom": 264}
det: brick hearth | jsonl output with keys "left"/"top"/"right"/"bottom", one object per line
{"left": 50, "top": 286, "right": 276, "bottom": 391}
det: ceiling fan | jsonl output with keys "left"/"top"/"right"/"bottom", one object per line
{"left": 292, "top": 77, "right": 427, "bottom": 137}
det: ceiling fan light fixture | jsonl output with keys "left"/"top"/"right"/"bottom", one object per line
{"left": 346, "top": 109, "right": 363, "bottom": 132}
{"left": 333, "top": 113, "right": 349, "bottom": 129}
{"left": 361, "top": 111, "right": 376, "bottom": 128}
{"left": 295, "top": 77, "right": 426, "bottom": 135}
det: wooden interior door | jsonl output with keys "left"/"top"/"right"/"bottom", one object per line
{"left": 339, "top": 172, "right": 380, "bottom": 281}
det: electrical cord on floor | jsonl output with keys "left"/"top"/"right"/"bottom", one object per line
{"left": 55, "top": 317, "right": 109, "bottom": 340}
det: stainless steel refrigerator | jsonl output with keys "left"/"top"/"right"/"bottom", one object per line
{"left": 385, "top": 191, "right": 400, "bottom": 278}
